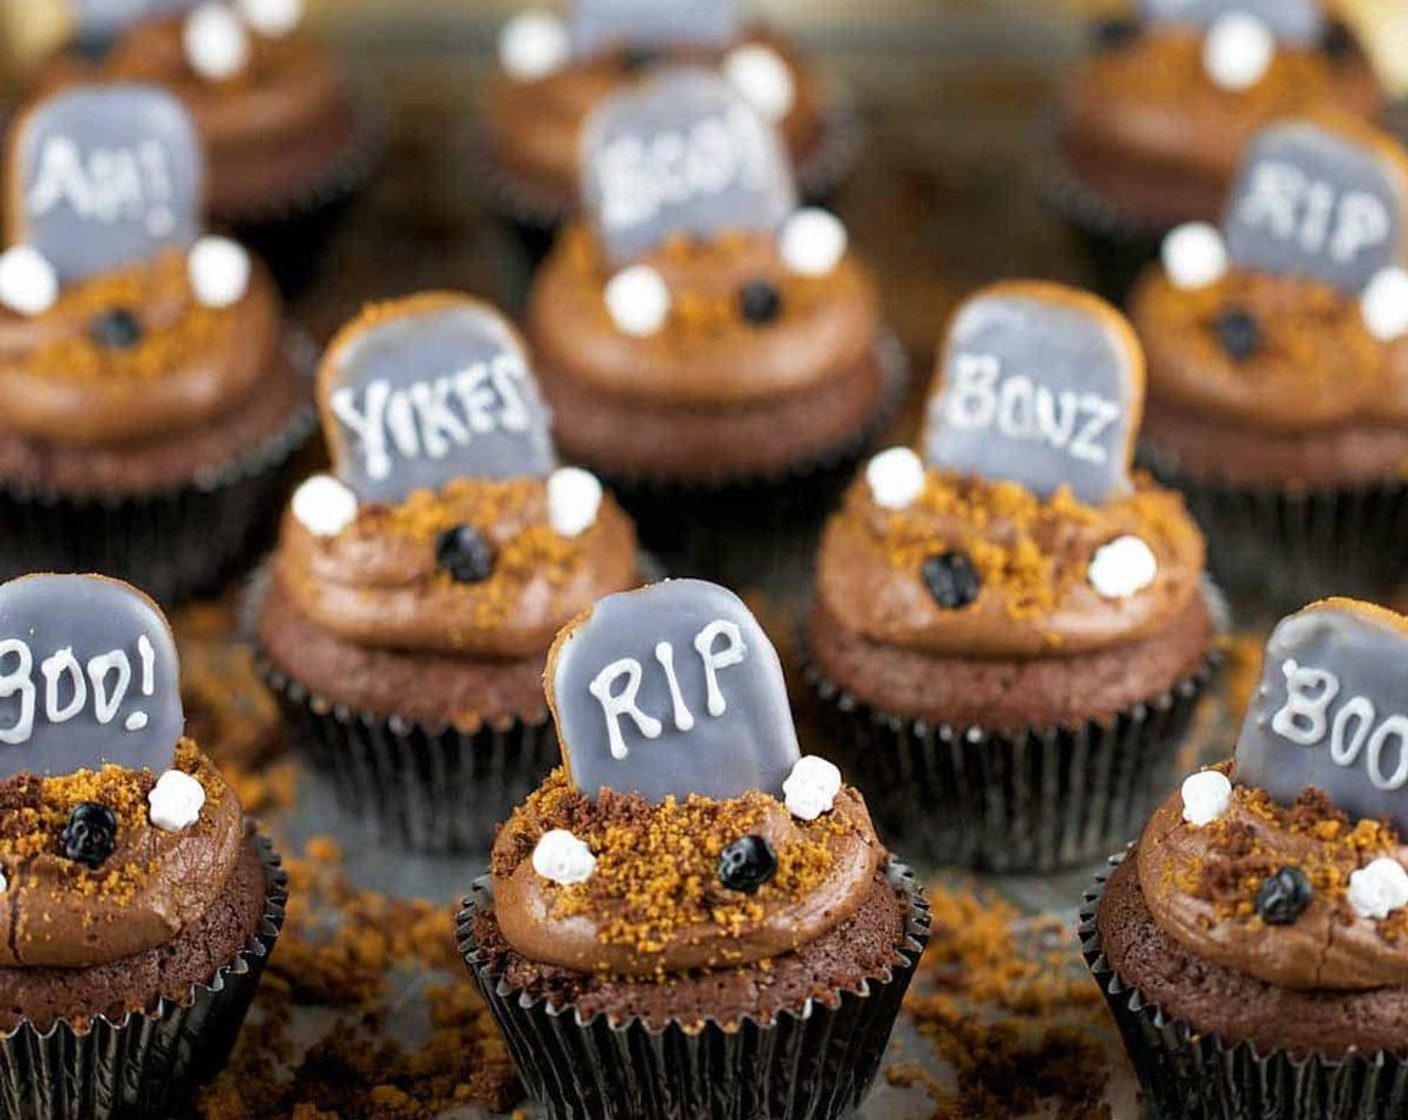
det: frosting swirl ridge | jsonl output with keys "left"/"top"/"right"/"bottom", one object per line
{"left": 0, "top": 740, "right": 246, "bottom": 969}
{"left": 490, "top": 770, "right": 885, "bottom": 978}
{"left": 275, "top": 477, "right": 640, "bottom": 658}
{"left": 816, "top": 467, "right": 1207, "bottom": 659}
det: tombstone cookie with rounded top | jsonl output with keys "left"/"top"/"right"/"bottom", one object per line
{"left": 581, "top": 66, "right": 797, "bottom": 267}
{"left": 1223, "top": 119, "right": 1408, "bottom": 296}
{"left": 921, "top": 281, "right": 1145, "bottom": 506}
{"left": 547, "top": 579, "right": 801, "bottom": 803}
{"left": 1236, "top": 598, "right": 1408, "bottom": 834}
{"left": 319, "top": 293, "right": 558, "bottom": 506}
{"left": 1137, "top": 0, "right": 1325, "bottom": 45}
{"left": 570, "top": 0, "right": 738, "bottom": 59}
{"left": 0, "top": 573, "right": 182, "bottom": 780}
{"left": 7, "top": 84, "right": 203, "bottom": 284}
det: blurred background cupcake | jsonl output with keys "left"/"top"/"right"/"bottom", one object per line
{"left": 0, "top": 83, "right": 316, "bottom": 606}
{"left": 483, "top": 0, "right": 858, "bottom": 255}
{"left": 1131, "top": 113, "right": 1408, "bottom": 609}
{"left": 251, "top": 292, "right": 642, "bottom": 853}
{"left": 526, "top": 66, "right": 904, "bottom": 584}
{"left": 23, "top": 0, "right": 382, "bottom": 296}
{"left": 1048, "top": 0, "right": 1387, "bottom": 302}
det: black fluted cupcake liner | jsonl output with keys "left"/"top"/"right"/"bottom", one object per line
{"left": 1080, "top": 857, "right": 1408, "bottom": 1120}
{"left": 482, "top": 90, "right": 864, "bottom": 272}
{"left": 456, "top": 859, "right": 929, "bottom": 1120}
{"left": 1140, "top": 442, "right": 1408, "bottom": 611}
{"left": 0, "top": 331, "right": 318, "bottom": 608}
{"left": 0, "top": 829, "right": 286, "bottom": 1120}
{"left": 243, "top": 554, "right": 665, "bottom": 855}
{"left": 592, "top": 331, "right": 909, "bottom": 590}
{"left": 219, "top": 92, "right": 386, "bottom": 299}
{"left": 802, "top": 581, "right": 1226, "bottom": 872}
{"left": 1035, "top": 124, "right": 1168, "bottom": 307}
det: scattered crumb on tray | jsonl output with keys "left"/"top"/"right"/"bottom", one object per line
{"left": 895, "top": 882, "right": 1115, "bottom": 1120}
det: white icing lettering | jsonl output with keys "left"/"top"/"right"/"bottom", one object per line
{"left": 693, "top": 620, "right": 746, "bottom": 718}
{"left": 1272, "top": 658, "right": 1339, "bottom": 745}
{"left": 26, "top": 135, "right": 177, "bottom": 235}
{"left": 330, "top": 381, "right": 392, "bottom": 481}
{"left": 1271, "top": 660, "right": 1408, "bottom": 793}
{"left": 654, "top": 641, "right": 695, "bottom": 732}
{"left": 86, "top": 651, "right": 132, "bottom": 725}
{"left": 1368, "top": 716, "right": 1408, "bottom": 791}
{"left": 332, "top": 358, "right": 539, "bottom": 480}
{"left": 138, "top": 634, "right": 155, "bottom": 695}
{"left": 946, "top": 352, "right": 1120, "bottom": 466}
{"left": 1237, "top": 161, "right": 1391, "bottom": 264}
{"left": 597, "top": 105, "right": 767, "bottom": 232}
{"left": 0, "top": 637, "right": 155, "bottom": 743}
{"left": 588, "top": 658, "right": 663, "bottom": 760}
{"left": 41, "top": 647, "right": 86, "bottom": 723}
{"left": 0, "top": 640, "right": 36, "bottom": 746}
{"left": 585, "top": 617, "right": 753, "bottom": 763}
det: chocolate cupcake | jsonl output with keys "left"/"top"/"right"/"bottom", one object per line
{"left": 0, "top": 84, "right": 315, "bottom": 606}
{"left": 484, "top": 0, "right": 855, "bottom": 246}
{"left": 458, "top": 578, "right": 928, "bottom": 1120}
{"left": 0, "top": 573, "right": 286, "bottom": 1120}
{"left": 252, "top": 292, "right": 643, "bottom": 852}
{"left": 806, "top": 281, "right": 1219, "bottom": 872}
{"left": 526, "top": 66, "right": 902, "bottom": 581}
{"left": 1049, "top": 0, "right": 1384, "bottom": 301}
{"left": 36, "top": 0, "right": 379, "bottom": 294}
{"left": 1131, "top": 114, "right": 1408, "bottom": 605}
{"left": 1085, "top": 598, "right": 1408, "bottom": 1120}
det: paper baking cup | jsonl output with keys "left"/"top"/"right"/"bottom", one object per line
{"left": 456, "top": 860, "right": 929, "bottom": 1120}
{"left": 244, "top": 554, "right": 665, "bottom": 855}
{"left": 1081, "top": 858, "right": 1408, "bottom": 1120}
{"left": 221, "top": 93, "right": 386, "bottom": 298}
{"left": 1141, "top": 442, "right": 1408, "bottom": 610}
{"left": 803, "top": 583, "right": 1225, "bottom": 872}
{"left": 0, "top": 830, "right": 286, "bottom": 1120}
{"left": 1035, "top": 122, "right": 1169, "bottom": 306}
{"left": 595, "top": 332, "right": 909, "bottom": 588}
{"left": 0, "top": 332, "right": 318, "bottom": 608}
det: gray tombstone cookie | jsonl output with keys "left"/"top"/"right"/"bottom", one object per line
{"left": 571, "top": 0, "right": 738, "bottom": 57}
{"left": 0, "top": 574, "right": 182, "bottom": 779}
{"left": 69, "top": 0, "right": 203, "bottom": 42}
{"left": 1236, "top": 599, "right": 1408, "bottom": 833}
{"left": 1224, "top": 120, "right": 1408, "bottom": 295}
{"left": 581, "top": 66, "right": 797, "bottom": 266}
{"left": 320, "top": 294, "right": 557, "bottom": 505}
{"left": 1137, "top": 0, "right": 1324, "bottom": 45}
{"left": 8, "top": 84, "right": 203, "bottom": 284}
{"left": 921, "top": 282, "right": 1145, "bottom": 505}
{"left": 548, "top": 579, "right": 802, "bottom": 803}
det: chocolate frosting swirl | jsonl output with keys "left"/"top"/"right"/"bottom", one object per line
{"left": 528, "top": 227, "right": 879, "bottom": 407}
{"left": 1061, "top": 29, "right": 1382, "bottom": 224}
{"left": 0, "top": 252, "right": 282, "bottom": 446}
{"left": 490, "top": 770, "right": 885, "bottom": 978}
{"left": 0, "top": 740, "right": 246, "bottom": 969}
{"left": 36, "top": 18, "right": 355, "bottom": 214}
{"left": 815, "top": 467, "right": 1207, "bottom": 658}
{"left": 275, "top": 477, "right": 639, "bottom": 658}
{"left": 1132, "top": 268, "right": 1408, "bottom": 433}
{"left": 1138, "top": 774, "right": 1408, "bottom": 991}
